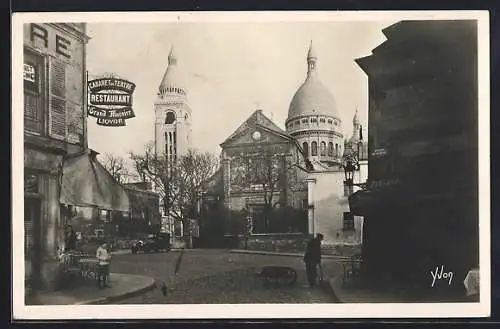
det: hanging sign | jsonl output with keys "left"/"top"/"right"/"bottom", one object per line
{"left": 87, "top": 76, "right": 136, "bottom": 127}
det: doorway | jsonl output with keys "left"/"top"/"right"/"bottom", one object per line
{"left": 25, "top": 197, "right": 42, "bottom": 292}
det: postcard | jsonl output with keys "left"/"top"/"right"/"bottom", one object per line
{"left": 12, "top": 10, "right": 490, "bottom": 319}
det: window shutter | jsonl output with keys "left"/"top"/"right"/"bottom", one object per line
{"left": 49, "top": 59, "right": 67, "bottom": 139}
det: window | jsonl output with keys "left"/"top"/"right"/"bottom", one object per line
{"left": 301, "top": 119, "right": 308, "bottom": 123}
{"left": 311, "top": 141, "right": 318, "bottom": 156}
{"left": 295, "top": 120, "right": 300, "bottom": 125}
{"left": 335, "top": 143, "right": 339, "bottom": 157}
{"left": 320, "top": 141, "right": 326, "bottom": 156}
{"left": 165, "top": 111, "right": 176, "bottom": 124}
{"left": 334, "top": 120, "right": 338, "bottom": 126}
{"left": 24, "top": 173, "right": 39, "bottom": 193}
{"left": 100, "top": 209, "right": 111, "bottom": 222}
{"left": 343, "top": 212, "right": 355, "bottom": 231}
{"left": 320, "top": 118, "right": 326, "bottom": 123}
{"left": 328, "top": 119, "right": 333, "bottom": 124}
{"left": 311, "top": 118, "right": 317, "bottom": 123}
{"left": 328, "top": 142, "right": 334, "bottom": 157}
{"left": 24, "top": 51, "right": 45, "bottom": 134}
{"left": 302, "top": 142, "right": 309, "bottom": 157}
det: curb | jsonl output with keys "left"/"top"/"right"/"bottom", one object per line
{"left": 325, "top": 276, "right": 343, "bottom": 303}
{"left": 229, "top": 249, "right": 350, "bottom": 260}
{"left": 75, "top": 275, "right": 156, "bottom": 305}
{"left": 111, "top": 249, "right": 131, "bottom": 255}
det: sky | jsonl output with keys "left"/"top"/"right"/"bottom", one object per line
{"left": 86, "top": 20, "right": 395, "bottom": 169}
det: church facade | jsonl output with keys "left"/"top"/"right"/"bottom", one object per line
{"left": 201, "top": 42, "right": 368, "bottom": 247}
{"left": 219, "top": 109, "right": 310, "bottom": 235}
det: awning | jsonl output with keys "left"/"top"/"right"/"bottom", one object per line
{"left": 348, "top": 189, "right": 376, "bottom": 217}
{"left": 348, "top": 185, "right": 404, "bottom": 216}
{"left": 60, "top": 151, "right": 130, "bottom": 212}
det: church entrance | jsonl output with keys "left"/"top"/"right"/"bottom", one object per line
{"left": 249, "top": 203, "right": 266, "bottom": 233}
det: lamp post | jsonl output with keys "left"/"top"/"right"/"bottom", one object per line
{"left": 342, "top": 152, "right": 357, "bottom": 197}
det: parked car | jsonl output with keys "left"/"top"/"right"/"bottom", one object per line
{"left": 131, "top": 233, "right": 172, "bottom": 254}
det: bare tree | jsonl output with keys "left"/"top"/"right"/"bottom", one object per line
{"left": 100, "top": 153, "right": 132, "bottom": 184}
{"left": 178, "top": 149, "right": 219, "bottom": 219}
{"left": 130, "top": 143, "right": 219, "bottom": 242}
{"left": 245, "top": 145, "right": 294, "bottom": 230}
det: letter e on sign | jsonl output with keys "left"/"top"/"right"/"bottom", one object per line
{"left": 30, "top": 24, "right": 48, "bottom": 48}
{"left": 56, "top": 35, "right": 71, "bottom": 59}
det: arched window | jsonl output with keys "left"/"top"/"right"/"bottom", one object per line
{"left": 320, "top": 141, "right": 326, "bottom": 156}
{"left": 165, "top": 111, "right": 176, "bottom": 124}
{"left": 328, "top": 142, "right": 334, "bottom": 157}
{"left": 335, "top": 143, "right": 339, "bottom": 157}
{"left": 302, "top": 142, "right": 309, "bottom": 157}
{"left": 311, "top": 141, "right": 318, "bottom": 156}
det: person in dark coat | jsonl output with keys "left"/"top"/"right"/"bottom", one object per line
{"left": 64, "top": 225, "right": 77, "bottom": 252}
{"left": 303, "top": 233, "right": 324, "bottom": 288}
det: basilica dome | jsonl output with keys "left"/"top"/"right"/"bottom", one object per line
{"left": 287, "top": 42, "right": 339, "bottom": 121}
{"left": 288, "top": 77, "right": 338, "bottom": 119}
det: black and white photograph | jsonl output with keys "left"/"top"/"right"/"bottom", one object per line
{"left": 12, "top": 11, "right": 490, "bottom": 319}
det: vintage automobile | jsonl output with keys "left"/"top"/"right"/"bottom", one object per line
{"left": 131, "top": 233, "right": 172, "bottom": 254}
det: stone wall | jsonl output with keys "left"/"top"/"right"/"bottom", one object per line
{"left": 236, "top": 233, "right": 362, "bottom": 256}
{"left": 238, "top": 234, "right": 308, "bottom": 253}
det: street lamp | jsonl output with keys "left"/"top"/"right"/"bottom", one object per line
{"left": 342, "top": 151, "right": 357, "bottom": 197}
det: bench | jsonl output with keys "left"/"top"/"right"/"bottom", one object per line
{"left": 256, "top": 266, "right": 298, "bottom": 286}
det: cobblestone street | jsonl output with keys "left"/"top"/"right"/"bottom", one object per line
{"left": 110, "top": 249, "right": 340, "bottom": 304}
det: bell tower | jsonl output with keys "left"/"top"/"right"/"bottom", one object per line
{"left": 154, "top": 45, "right": 193, "bottom": 161}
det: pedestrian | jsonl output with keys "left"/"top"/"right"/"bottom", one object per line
{"left": 96, "top": 241, "right": 112, "bottom": 289}
{"left": 303, "top": 233, "right": 324, "bottom": 288}
{"left": 64, "top": 225, "right": 77, "bottom": 252}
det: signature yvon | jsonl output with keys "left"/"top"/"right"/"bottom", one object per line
{"left": 430, "top": 265, "right": 453, "bottom": 287}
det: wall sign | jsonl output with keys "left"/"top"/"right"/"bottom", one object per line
{"left": 87, "top": 77, "right": 136, "bottom": 127}
{"left": 24, "top": 63, "right": 36, "bottom": 83}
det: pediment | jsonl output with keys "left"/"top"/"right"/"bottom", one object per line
{"left": 222, "top": 126, "right": 293, "bottom": 149}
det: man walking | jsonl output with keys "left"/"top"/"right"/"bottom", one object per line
{"left": 303, "top": 233, "right": 323, "bottom": 288}
{"left": 96, "top": 241, "right": 112, "bottom": 289}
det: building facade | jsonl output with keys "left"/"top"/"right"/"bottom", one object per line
{"left": 23, "top": 23, "right": 89, "bottom": 294}
{"left": 123, "top": 182, "right": 161, "bottom": 235}
{"left": 350, "top": 20, "right": 479, "bottom": 292}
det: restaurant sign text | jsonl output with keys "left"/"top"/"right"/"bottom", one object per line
{"left": 87, "top": 77, "right": 136, "bottom": 127}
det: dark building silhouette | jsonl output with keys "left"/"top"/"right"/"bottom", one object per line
{"left": 350, "top": 20, "right": 479, "bottom": 295}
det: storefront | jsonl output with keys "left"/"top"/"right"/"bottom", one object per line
{"left": 23, "top": 23, "right": 89, "bottom": 296}
{"left": 59, "top": 150, "right": 131, "bottom": 246}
